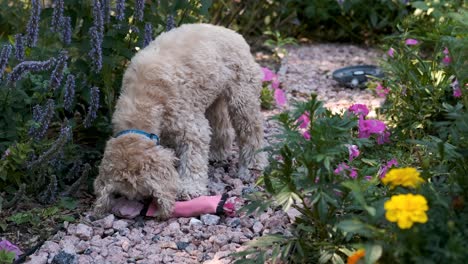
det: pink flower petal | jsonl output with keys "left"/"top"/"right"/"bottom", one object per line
{"left": 376, "top": 83, "right": 390, "bottom": 97}
{"left": 442, "top": 56, "right": 451, "bottom": 65}
{"left": 261, "top": 67, "right": 275, "bottom": 82}
{"left": 347, "top": 144, "right": 360, "bottom": 161}
{"left": 348, "top": 104, "right": 369, "bottom": 118}
{"left": 297, "top": 113, "right": 310, "bottom": 129}
{"left": 405, "top": 38, "right": 419, "bottom": 45}
{"left": 387, "top": 47, "right": 395, "bottom": 58}
{"left": 443, "top": 47, "right": 449, "bottom": 55}
{"left": 302, "top": 131, "right": 311, "bottom": 140}
{"left": 364, "top": 176, "right": 373, "bottom": 181}
{"left": 274, "top": 88, "right": 287, "bottom": 106}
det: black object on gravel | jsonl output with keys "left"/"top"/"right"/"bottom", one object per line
{"left": 51, "top": 251, "right": 78, "bottom": 264}
{"left": 332, "top": 65, "right": 384, "bottom": 88}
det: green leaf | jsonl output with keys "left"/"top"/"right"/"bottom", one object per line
{"left": 59, "top": 197, "right": 78, "bottom": 210}
{"left": 364, "top": 244, "right": 382, "bottom": 264}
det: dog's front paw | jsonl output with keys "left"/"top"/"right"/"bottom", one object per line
{"left": 177, "top": 183, "right": 208, "bottom": 200}
{"left": 250, "top": 152, "right": 268, "bottom": 171}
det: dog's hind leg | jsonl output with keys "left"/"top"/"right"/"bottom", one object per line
{"left": 225, "top": 80, "right": 266, "bottom": 181}
{"left": 206, "top": 97, "right": 234, "bottom": 162}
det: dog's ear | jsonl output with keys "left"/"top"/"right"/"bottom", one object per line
{"left": 139, "top": 147, "right": 180, "bottom": 219}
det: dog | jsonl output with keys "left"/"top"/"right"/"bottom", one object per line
{"left": 93, "top": 23, "right": 266, "bottom": 219}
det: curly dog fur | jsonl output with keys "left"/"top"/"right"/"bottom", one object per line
{"left": 93, "top": 23, "right": 266, "bottom": 218}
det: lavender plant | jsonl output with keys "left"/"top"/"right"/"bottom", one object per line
{"left": 49, "top": 51, "right": 68, "bottom": 91}
{"left": 28, "top": 119, "right": 72, "bottom": 170}
{"left": 88, "top": 26, "right": 103, "bottom": 72}
{"left": 143, "top": 23, "right": 153, "bottom": 47}
{"left": 116, "top": 0, "right": 126, "bottom": 21}
{"left": 135, "top": 0, "right": 145, "bottom": 22}
{"left": 0, "top": 44, "right": 12, "bottom": 80}
{"left": 7, "top": 58, "right": 56, "bottom": 84}
{"left": 25, "top": 0, "right": 41, "bottom": 47}
{"left": 29, "top": 99, "right": 55, "bottom": 141}
{"left": 84, "top": 87, "right": 100, "bottom": 128}
{"left": 50, "top": 0, "right": 64, "bottom": 33}
{"left": 63, "top": 74, "right": 75, "bottom": 112}
{"left": 166, "top": 14, "right": 176, "bottom": 31}
{"left": 14, "top": 34, "right": 25, "bottom": 61}
{"left": 61, "top": 17, "right": 72, "bottom": 45}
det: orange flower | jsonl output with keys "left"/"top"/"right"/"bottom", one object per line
{"left": 348, "top": 249, "right": 365, "bottom": 264}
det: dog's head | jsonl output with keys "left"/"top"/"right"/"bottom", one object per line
{"left": 93, "top": 134, "right": 179, "bottom": 219}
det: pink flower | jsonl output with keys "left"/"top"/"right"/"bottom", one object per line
{"left": 376, "top": 130, "right": 391, "bottom": 145}
{"left": 347, "top": 144, "right": 360, "bottom": 161}
{"left": 274, "top": 88, "right": 287, "bottom": 106}
{"left": 261, "top": 67, "right": 276, "bottom": 82}
{"left": 334, "top": 162, "right": 358, "bottom": 179}
{"left": 0, "top": 240, "right": 23, "bottom": 260}
{"left": 297, "top": 113, "right": 310, "bottom": 129}
{"left": 387, "top": 47, "right": 395, "bottom": 58}
{"left": 358, "top": 117, "right": 390, "bottom": 144}
{"left": 358, "top": 118, "right": 386, "bottom": 138}
{"left": 442, "top": 56, "right": 451, "bottom": 65}
{"left": 405, "top": 38, "right": 419, "bottom": 45}
{"left": 452, "top": 79, "right": 462, "bottom": 98}
{"left": 272, "top": 77, "right": 280, "bottom": 89}
{"left": 376, "top": 83, "right": 390, "bottom": 97}
{"left": 364, "top": 175, "right": 373, "bottom": 181}
{"left": 443, "top": 47, "right": 449, "bottom": 55}
{"left": 334, "top": 163, "right": 349, "bottom": 175}
{"left": 302, "top": 131, "right": 311, "bottom": 140}
{"left": 348, "top": 104, "right": 369, "bottom": 118}
{"left": 378, "top": 158, "right": 398, "bottom": 178}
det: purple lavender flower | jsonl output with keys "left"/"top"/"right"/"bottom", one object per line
{"left": 84, "top": 87, "right": 100, "bottom": 128}
{"left": 0, "top": 44, "right": 12, "bottom": 80}
{"left": 28, "top": 119, "right": 72, "bottom": 170}
{"left": 63, "top": 74, "right": 75, "bottom": 111}
{"left": 134, "top": 0, "right": 144, "bottom": 22}
{"left": 101, "top": 0, "right": 111, "bottom": 23}
{"left": 7, "top": 58, "right": 56, "bottom": 85}
{"left": 88, "top": 26, "right": 103, "bottom": 72}
{"left": 166, "top": 14, "right": 176, "bottom": 32}
{"left": 92, "top": 0, "right": 104, "bottom": 33}
{"left": 130, "top": 25, "right": 140, "bottom": 34}
{"left": 49, "top": 51, "right": 68, "bottom": 91}
{"left": 61, "top": 16, "right": 72, "bottom": 45}
{"left": 14, "top": 34, "right": 25, "bottom": 61}
{"left": 51, "top": 0, "right": 64, "bottom": 32}
{"left": 116, "top": 0, "right": 125, "bottom": 21}
{"left": 26, "top": 0, "right": 42, "bottom": 47}
{"left": 143, "top": 22, "right": 153, "bottom": 47}
{"left": 0, "top": 240, "right": 23, "bottom": 260}
{"left": 29, "top": 99, "right": 55, "bottom": 140}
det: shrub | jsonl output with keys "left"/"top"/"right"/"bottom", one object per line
{"left": 235, "top": 3, "right": 467, "bottom": 263}
{"left": 0, "top": 0, "right": 212, "bottom": 204}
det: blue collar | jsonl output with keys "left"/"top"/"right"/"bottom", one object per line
{"left": 115, "top": 129, "right": 160, "bottom": 145}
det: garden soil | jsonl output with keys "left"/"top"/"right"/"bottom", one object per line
{"left": 22, "top": 43, "right": 383, "bottom": 264}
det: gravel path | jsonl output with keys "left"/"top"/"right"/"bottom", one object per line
{"left": 25, "top": 43, "right": 383, "bottom": 264}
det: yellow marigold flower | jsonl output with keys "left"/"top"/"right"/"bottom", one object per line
{"left": 382, "top": 167, "right": 424, "bottom": 189}
{"left": 347, "top": 249, "right": 365, "bottom": 264}
{"left": 385, "top": 194, "right": 429, "bottom": 229}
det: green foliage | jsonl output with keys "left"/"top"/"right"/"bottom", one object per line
{"left": 263, "top": 30, "right": 297, "bottom": 63}
{"left": 260, "top": 86, "right": 275, "bottom": 110}
{"left": 0, "top": 250, "right": 15, "bottom": 264}
{"left": 235, "top": 3, "right": 468, "bottom": 264}
{"left": 210, "top": 0, "right": 414, "bottom": 44}
{"left": 0, "top": 1, "right": 212, "bottom": 201}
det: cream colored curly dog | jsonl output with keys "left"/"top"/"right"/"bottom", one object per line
{"left": 93, "top": 23, "right": 266, "bottom": 218}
